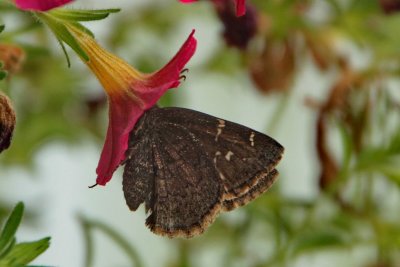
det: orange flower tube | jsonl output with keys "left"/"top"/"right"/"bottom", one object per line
{"left": 69, "top": 27, "right": 197, "bottom": 185}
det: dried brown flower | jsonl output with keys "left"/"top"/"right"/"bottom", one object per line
{"left": 0, "top": 44, "right": 25, "bottom": 75}
{"left": 304, "top": 30, "right": 337, "bottom": 71}
{"left": 215, "top": 2, "right": 258, "bottom": 49}
{"left": 379, "top": 0, "right": 400, "bottom": 14}
{"left": 315, "top": 60, "right": 367, "bottom": 190}
{"left": 0, "top": 92, "right": 16, "bottom": 153}
{"left": 250, "top": 37, "right": 295, "bottom": 93}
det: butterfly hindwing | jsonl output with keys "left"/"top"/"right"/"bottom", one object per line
{"left": 222, "top": 169, "right": 278, "bottom": 211}
{"left": 123, "top": 107, "right": 284, "bottom": 238}
{"left": 146, "top": 124, "right": 223, "bottom": 237}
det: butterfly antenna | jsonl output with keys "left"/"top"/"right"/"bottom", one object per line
{"left": 88, "top": 183, "right": 98, "bottom": 189}
{"left": 179, "top": 68, "right": 189, "bottom": 81}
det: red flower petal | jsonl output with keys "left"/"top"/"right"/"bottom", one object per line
{"left": 235, "top": 0, "right": 246, "bottom": 16}
{"left": 95, "top": 30, "right": 197, "bottom": 185}
{"left": 14, "top": 0, "right": 73, "bottom": 11}
{"left": 179, "top": 0, "right": 246, "bottom": 16}
{"left": 95, "top": 95, "right": 143, "bottom": 186}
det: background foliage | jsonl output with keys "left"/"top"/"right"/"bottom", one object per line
{"left": 0, "top": 0, "right": 400, "bottom": 266}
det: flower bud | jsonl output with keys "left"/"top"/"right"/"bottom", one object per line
{"left": 379, "top": 0, "right": 400, "bottom": 14}
{"left": 0, "top": 92, "right": 16, "bottom": 153}
{"left": 215, "top": 2, "right": 257, "bottom": 49}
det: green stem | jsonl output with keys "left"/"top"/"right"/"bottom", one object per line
{"left": 177, "top": 240, "right": 190, "bottom": 267}
{"left": 0, "top": 0, "right": 15, "bottom": 11}
{"left": 80, "top": 219, "right": 94, "bottom": 267}
{"left": 266, "top": 91, "right": 291, "bottom": 134}
{"left": 79, "top": 216, "right": 143, "bottom": 267}
{"left": 364, "top": 174, "right": 373, "bottom": 213}
{"left": 0, "top": 23, "right": 41, "bottom": 40}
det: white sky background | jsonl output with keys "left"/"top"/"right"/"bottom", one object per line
{"left": 0, "top": 0, "right": 379, "bottom": 266}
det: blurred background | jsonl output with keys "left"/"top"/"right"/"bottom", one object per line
{"left": 0, "top": 0, "right": 400, "bottom": 266}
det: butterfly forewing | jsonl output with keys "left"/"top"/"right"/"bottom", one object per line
{"left": 123, "top": 107, "right": 284, "bottom": 238}
{"left": 123, "top": 132, "right": 154, "bottom": 212}
{"left": 151, "top": 107, "right": 284, "bottom": 199}
{"left": 124, "top": 110, "right": 224, "bottom": 238}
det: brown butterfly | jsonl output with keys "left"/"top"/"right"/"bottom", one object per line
{"left": 123, "top": 106, "right": 284, "bottom": 238}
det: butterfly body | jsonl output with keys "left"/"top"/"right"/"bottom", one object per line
{"left": 123, "top": 107, "right": 284, "bottom": 238}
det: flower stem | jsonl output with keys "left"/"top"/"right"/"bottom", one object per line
{"left": 79, "top": 216, "right": 143, "bottom": 267}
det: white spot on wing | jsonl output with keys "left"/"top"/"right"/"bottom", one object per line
{"left": 214, "top": 150, "right": 228, "bottom": 185}
{"left": 215, "top": 119, "right": 226, "bottom": 141}
{"left": 225, "top": 151, "right": 234, "bottom": 161}
{"left": 215, "top": 128, "right": 222, "bottom": 141}
{"left": 214, "top": 151, "right": 222, "bottom": 164}
{"left": 250, "top": 132, "right": 255, "bottom": 147}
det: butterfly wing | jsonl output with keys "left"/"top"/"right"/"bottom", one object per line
{"left": 123, "top": 129, "right": 154, "bottom": 213}
{"left": 222, "top": 169, "right": 278, "bottom": 211}
{"left": 148, "top": 107, "right": 284, "bottom": 200}
{"left": 123, "top": 107, "right": 284, "bottom": 238}
{"left": 123, "top": 111, "right": 223, "bottom": 238}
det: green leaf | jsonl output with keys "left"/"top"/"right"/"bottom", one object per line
{"left": 50, "top": 8, "right": 120, "bottom": 22}
{"left": 79, "top": 217, "right": 143, "bottom": 267}
{"left": 56, "top": 37, "right": 71, "bottom": 68}
{"left": 0, "top": 25, "right": 4, "bottom": 34}
{"left": 0, "top": 202, "right": 24, "bottom": 256}
{"left": 291, "top": 229, "right": 349, "bottom": 256}
{"left": 0, "top": 70, "right": 7, "bottom": 80}
{"left": 0, "top": 60, "right": 7, "bottom": 80}
{"left": 354, "top": 129, "right": 400, "bottom": 185}
{"left": 0, "top": 238, "right": 16, "bottom": 259}
{"left": 336, "top": 121, "right": 354, "bottom": 172}
{"left": 0, "top": 237, "right": 50, "bottom": 266}
{"left": 68, "top": 22, "right": 94, "bottom": 38}
{"left": 38, "top": 14, "right": 89, "bottom": 62}
{"left": 375, "top": 159, "right": 400, "bottom": 185}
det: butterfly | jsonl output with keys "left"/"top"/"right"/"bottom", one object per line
{"left": 122, "top": 106, "right": 284, "bottom": 238}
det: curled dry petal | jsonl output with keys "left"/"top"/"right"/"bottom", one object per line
{"left": 0, "top": 92, "right": 16, "bottom": 153}
{"left": 250, "top": 37, "right": 295, "bottom": 93}
{"left": 316, "top": 113, "right": 339, "bottom": 190}
{"left": 316, "top": 63, "right": 364, "bottom": 190}
{"left": 14, "top": 0, "right": 73, "bottom": 11}
{"left": 70, "top": 28, "right": 197, "bottom": 185}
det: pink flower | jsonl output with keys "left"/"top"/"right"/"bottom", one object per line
{"left": 69, "top": 28, "right": 197, "bottom": 186}
{"left": 180, "top": 0, "right": 246, "bottom": 16}
{"left": 14, "top": 0, "right": 73, "bottom": 11}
